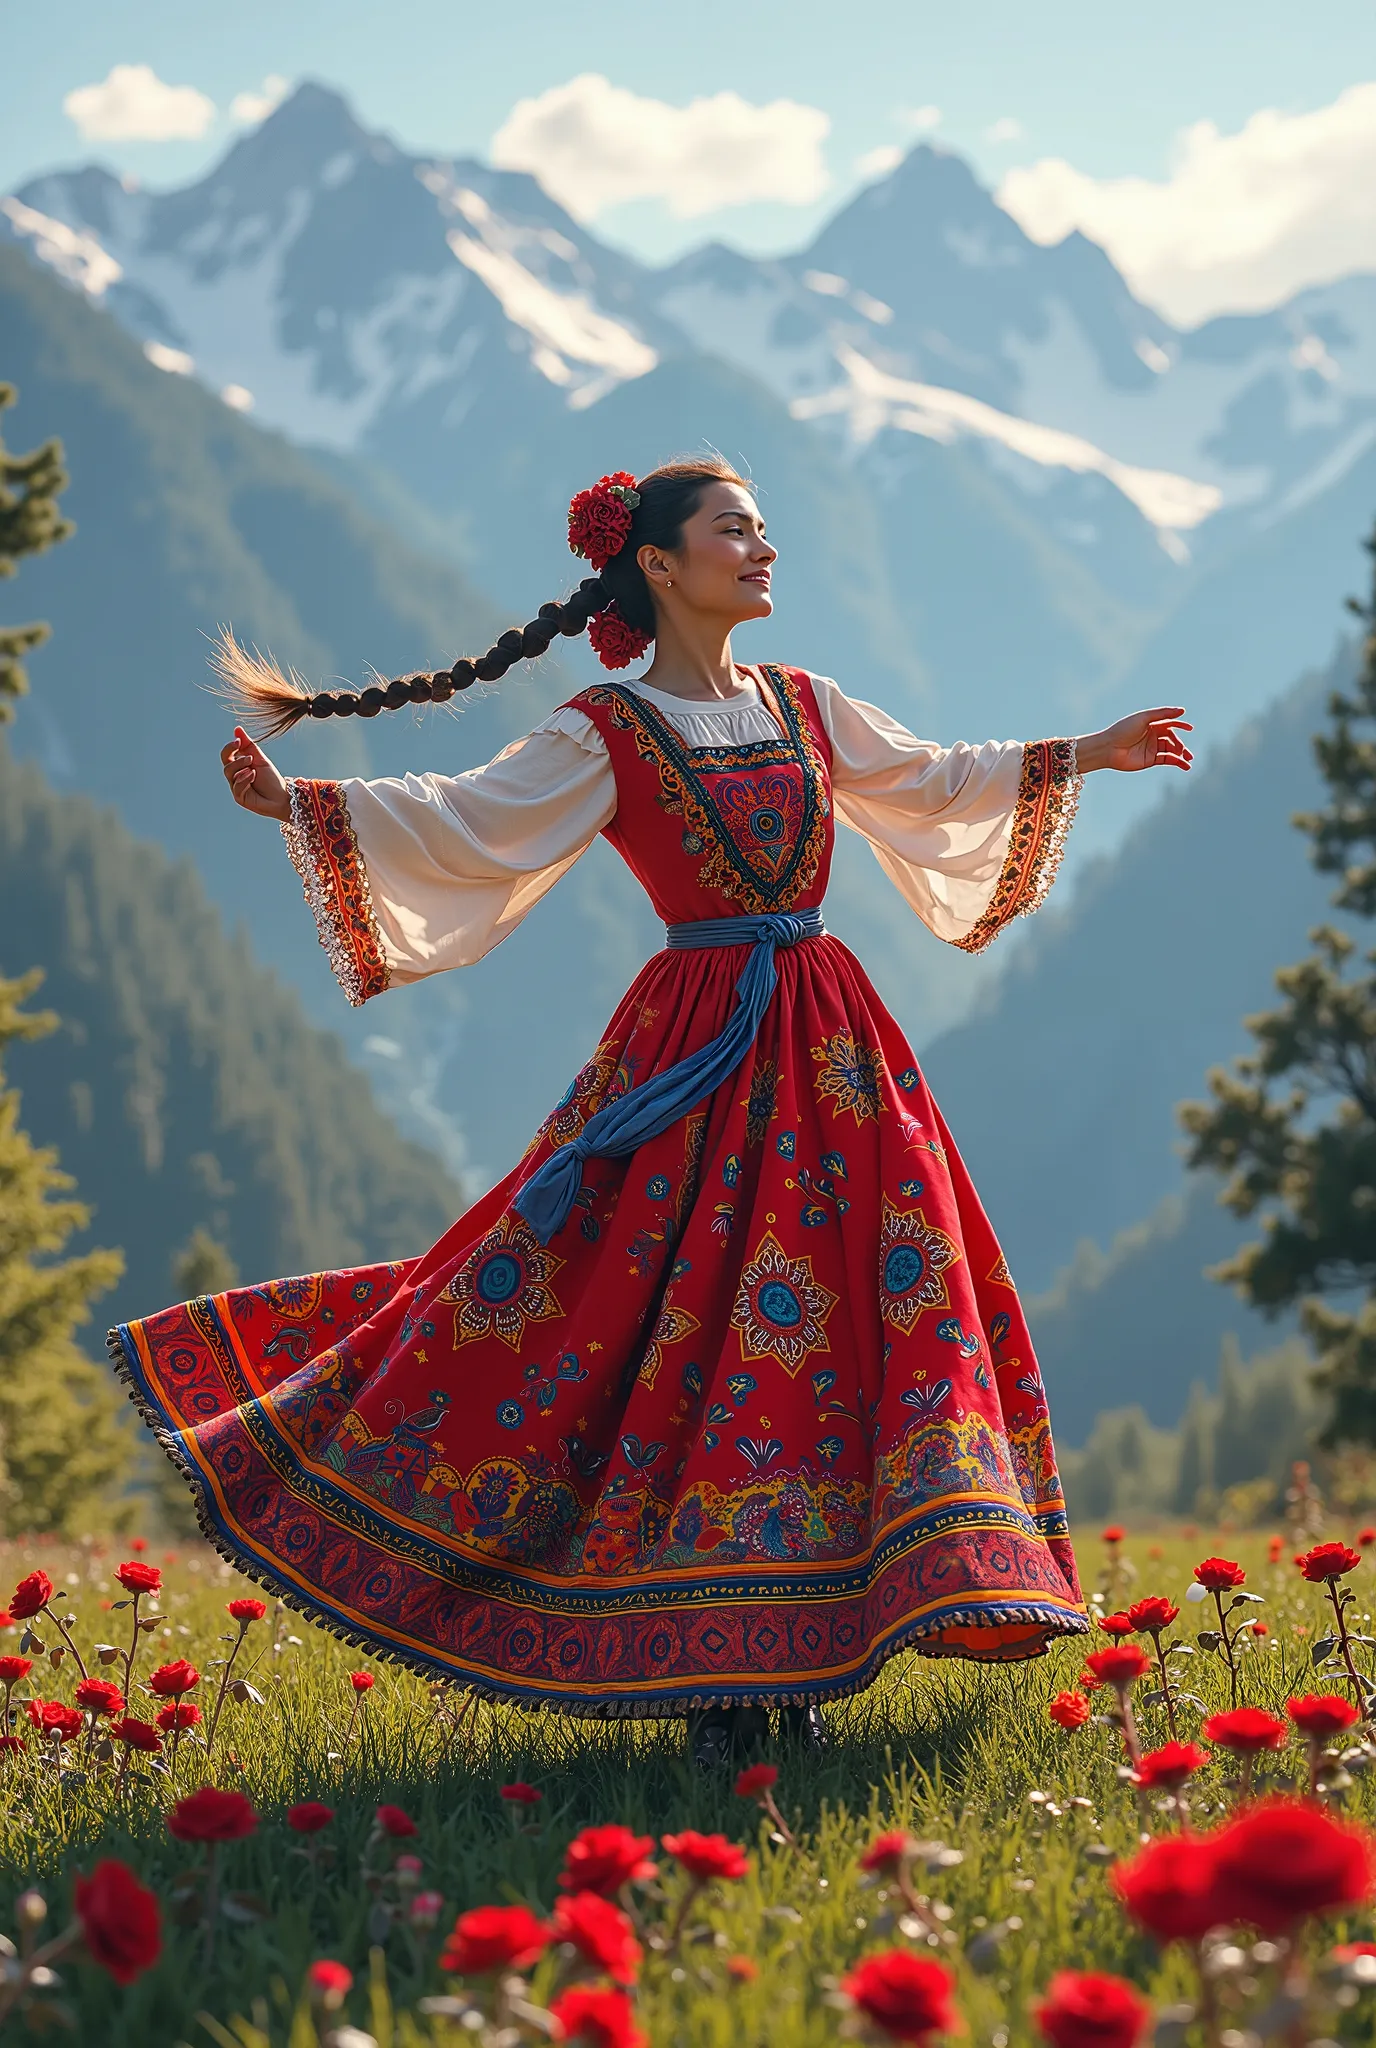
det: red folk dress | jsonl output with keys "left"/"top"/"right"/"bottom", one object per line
{"left": 112, "top": 665, "right": 1087, "bottom": 1712}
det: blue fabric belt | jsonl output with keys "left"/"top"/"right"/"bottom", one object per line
{"left": 512, "top": 907, "right": 826, "bottom": 1243}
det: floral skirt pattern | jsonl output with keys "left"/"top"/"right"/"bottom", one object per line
{"left": 112, "top": 935, "right": 1085, "bottom": 1714}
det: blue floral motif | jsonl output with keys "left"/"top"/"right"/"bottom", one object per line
{"left": 645, "top": 1174, "right": 671, "bottom": 1201}
{"left": 496, "top": 1400, "right": 525, "bottom": 1430}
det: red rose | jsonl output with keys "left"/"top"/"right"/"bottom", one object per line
{"left": 115, "top": 1561, "right": 162, "bottom": 1595}
{"left": 559, "top": 1825, "right": 658, "bottom": 1895}
{"left": 26, "top": 1699, "right": 82, "bottom": 1742}
{"left": 1035, "top": 1971, "right": 1151, "bottom": 2048}
{"left": 227, "top": 1599, "right": 267, "bottom": 1623}
{"left": 0, "top": 1656, "right": 33, "bottom": 1687}
{"left": 167, "top": 1787, "right": 258, "bottom": 1842}
{"left": 1101, "top": 1526, "right": 1126, "bottom": 1544}
{"left": 75, "top": 1678, "right": 125, "bottom": 1717}
{"left": 588, "top": 604, "right": 652, "bottom": 672}
{"left": 1298, "top": 1543, "right": 1363, "bottom": 1582}
{"left": 148, "top": 1659, "right": 199, "bottom": 1697}
{"left": 1127, "top": 1596, "right": 1179, "bottom": 1633}
{"left": 1084, "top": 1645, "right": 1151, "bottom": 1687}
{"left": 1135, "top": 1741, "right": 1210, "bottom": 1791}
{"left": 661, "top": 1830, "right": 750, "bottom": 1882}
{"left": 9, "top": 1571, "right": 52, "bottom": 1620}
{"left": 841, "top": 1950, "right": 960, "bottom": 2043}
{"left": 307, "top": 1959, "right": 352, "bottom": 2008}
{"left": 1098, "top": 1612, "right": 1134, "bottom": 1639}
{"left": 1211, "top": 1799, "right": 1376, "bottom": 1933}
{"left": 548, "top": 1984, "right": 647, "bottom": 2048}
{"left": 440, "top": 1902, "right": 550, "bottom": 1975}
{"left": 1288, "top": 1694, "right": 1362, "bottom": 1740}
{"left": 110, "top": 1717, "right": 162, "bottom": 1753}
{"left": 1194, "top": 1557, "right": 1245, "bottom": 1590}
{"left": 734, "top": 1763, "right": 779, "bottom": 1798}
{"left": 155, "top": 1701, "right": 201, "bottom": 1733}
{"left": 551, "top": 1891, "right": 643, "bottom": 1984}
{"left": 567, "top": 474, "right": 639, "bottom": 571}
{"left": 376, "top": 1803, "right": 417, "bottom": 1838}
{"left": 288, "top": 1801, "right": 335, "bottom": 1834}
{"left": 1048, "top": 1692, "right": 1092, "bottom": 1731}
{"left": 860, "top": 1831, "right": 916, "bottom": 1874}
{"left": 1201, "top": 1708, "right": 1288, "bottom": 1755}
{"left": 500, "top": 1781, "right": 542, "bottom": 1805}
{"left": 73, "top": 1859, "right": 161, "bottom": 1986}
{"left": 1112, "top": 1834, "right": 1230, "bottom": 1944}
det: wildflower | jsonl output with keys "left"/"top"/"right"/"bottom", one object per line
{"left": 1098, "top": 1612, "right": 1134, "bottom": 1639}
{"left": 552, "top": 1891, "right": 643, "bottom": 1984}
{"left": 114, "top": 1561, "right": 162, "bottom": 1596}
{"left": 1048, "top": 1692, "right": 1092, "bottom": 1731}
{"left": 1360, "top": 1529, "right": 1376, "bottom": 1549}
{"left": 1084, "top": 1645, "right": 1151, "bottom": 1687}
{"left": 348, "top": 1671, "right": 375, "bottom": 1693}
{"left": 394, "top": 1854, "right": 423, "bottom": 1883}
{"left": 840, "top": 1950, "right": 960, "bottom": 2042}
{"left": 0, "top": 1655, "right": 33, "bottom": 1688}
{"left": 1288, "top": 1695, "right": 1361, "bottom": 1740}
{"left": 227, "top": 1598, "right": 267, "bottom": 1622}
{"left": 1194, "top": 1557, "right": 1245, "bottom": 1591}
{"left": 560, "top": 1825, "right": 658, "bottom": 1895}
{"left": 307, "top": 1959, "right": 352, "bottom": 2010}
{"left": 1201, "top": 1709, "right": 1288, "bottom": 1755}
{"left": 1211, "top": 1799, "right": 1375, "bottom": 1933}
{"left": 1034, "top": 1972, "right": 1151, "bottom": 2048}
{"left": 1101, "top": 1526, "right": 1126, "bottom": 1544}
{"left": 1297, "top": 1543, "right": 1363, "bottom": 1583}
{"left": 661, "top": 1831, "right": 750, "bottom": 1882}
{"left": 548, "top": 1984, "right": 647, "bottom": 2048}
{"left": 287, "top": 1802, "right": 335, "bottom": 1833}
{"left": 734, "top": 1762, "right": 779, "bottom": 1798}
{"left": 500, "top": 1781, "right": 542, "bottom": 1805}
{"left": 74, "top": 1678, "right": 125, "bottom": 1718}
{"left": 73, "top": 1860, "right": 162, "bottom": 1985}
{"left": 440, "top": 1902, "right": 550, "bottom": 1974}
{"left": 1127, "top": 1597, "right": 1179, "bottom": 1634}
{"left": 410, "top": 1890, "right": 444, "bottom": 1928}
{"left": 726, "top": 1955, "right": 759, "bottom": 1981}
{"left": 129, "top": 1538, "right": 148, "bottom": 1553}
{"left": 155, "top": 1701, "right": 201, "bottom": 1733}
{"left": 9, "top": 1571, "right": 52, "bottom": 1620}
{"left": 1251, "top": 1622, "right": 1269, "bottom": 1638}
{"left": 166, "top": 1787, "right": 259, "bottom": 1842}
{"left": 110, "top": 1717, "right": 161, "bottom": 1753}
{"left": 148, "top": 1659, "right": 199, "bottom": 1698}
{"left": 1268, "top": 1534, "right": 1285, "bottom": 1563}
{"left": 1112, "top": 1834, "right": 1229, "bottom": 1944}
{"left": 1135, "top": 1741, "right": 1210, "bottom": 1792}
{"left": 26, "top": 1700, "right": 82, "bottom": 1742}
{"left": 376, "top": 1804, "right": 418, "bottom": 1838}
{"left": 0, "top": 1735, "right": 22, "bottom": 1755}
{"left": 860, "top": 1831, "right": 917, "bottom": 1873}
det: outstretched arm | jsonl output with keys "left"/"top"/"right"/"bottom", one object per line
{"left": 1075, "top": 707, "right": 1193, "bottom": 775}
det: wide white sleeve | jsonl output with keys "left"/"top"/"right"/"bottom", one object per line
{"left": 811, "top": 674, "right": 1082, "bottom": 952}
{"left": 280, "top": 707, "right": 615, "bottom": 1003}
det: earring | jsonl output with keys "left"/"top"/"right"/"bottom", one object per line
{"left": 665, "top": 578, "right": 673, "bottom": 588}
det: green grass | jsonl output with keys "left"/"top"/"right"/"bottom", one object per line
{"left": 3, "top": 1525, "right": 1376, "bottom": 2045}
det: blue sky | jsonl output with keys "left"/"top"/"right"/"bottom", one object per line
{"left": 6, "top": 0, "right": 1376, "bottom": 314}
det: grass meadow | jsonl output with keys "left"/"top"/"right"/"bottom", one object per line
{"left": 2, "top": 1523, "right": 1376, "bottom": 2046}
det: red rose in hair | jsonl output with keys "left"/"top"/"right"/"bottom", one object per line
{"left": 1201, "top": 1708, "right": 1288, "bottom": 1755}
{"left": 559, "top": 1824, "right": 658, "bottom": 1895}
{"left": 1048, "top": 1692, "right": 1092, "bottom": 1731}
{"left": 26, "top": 1699, "right": 82, "bottom": 1742}
{"left": 440, "top": 1902, "right": 550, "bottom": 1975}
{"left": 375, "top": 1804, "right": 418, "bottom": 1838}
{"left": 167, "top": 1787, "right": 258, "bottom": 1842}
{"left": 1211, "top": 1798, "right": 1375, "bottom": 1933}
{"left": 1298, "top": 1543, "right": 1363, "bottom": 1582}
{"left": 1112, "top": 1833, "right": 1228, "bottom": 1944}
{"left": 227, "top": 1598, "right": 267, "bottom": 1622}
{"left": 75, "top": 1678, "right": 125, "bottom": 1717}
{"left": 0, "top": 1656, "right": 33, "bottom": 1687}
{"left": 588, "top": 603, "right": 652, "bottom": 672}
{"left": 860, "top": 1831, "right": 915, "bottom": 1874}
{"left": 1194, "top": 1557, "right": 1245, "bottom": 1590}
{"left": 110, "top": 1716, "right": 162, "bottom": 1753}
{"left": 1098, "top": 1612, "right": 1134, "bottom": 1639}
{"left": 1288, "top": 1694, "right": 1361, "bottom": 1740}
{"left": 1127, "top": 1596, "right": 1179, "bottom": 1633}
{"left": 155, "top": 1701, "right": 201, "bottom": 1733}
{"left": 661, "top": 1830, "right": 749, "bottom": 1882}
{"left": 1084, "top": 1645, "right": 1151, "bottom": 1687}
{"left": 115, "top": 1561, "right": 162, "bottom": 1596}
{"left": 551, "top": 1890, "right": 643, "bottom": 1984}
{"left": 1135, "top": 1741, "right": 1210, "bottom": 1791}
{"left": 9, "top": 1571, "right": 52, "bottom": 1620}
{"left": 73, "top": 1859, "right": 162, "bottom": 1985}
{"left": 287, "top": 1801, "right": 335, "bottom": 1834}
{"left": 548, "top": 1984, "right": 647, "bottom": 2048}
{"left": 840, "top": 1950, "right": 960, "bottom": 2042}
{"left": 148, "top": 1659, "right": 199, "bottom": 1697}
{"left": 567, "top": 473, "right": 640, "bottom": 571}
{"left": 1034, "top": 1971, "right": 1151, "bottom": 2048}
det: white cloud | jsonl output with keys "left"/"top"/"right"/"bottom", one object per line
{"left": 856, "top": 143, "right": 904, "bottom": 180}
{"left": 490, "top": 73, "right": 830, "bottom": 220}
{"left": 64, "top": 63, "right": 215, "bottom": 143}
{"left": 997, "top": 81, "right": 1376, "bottom": 327}
{"left": 985, "top": 117, "right": 1024, "bottom": 145}
{"left": 230, "top": 75, "right": 289, "bottom": 126}
{"left": 901, "top": 105, "right": 942, "bottom": 133}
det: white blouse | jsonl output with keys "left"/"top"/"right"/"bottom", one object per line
{"left": 282, "top": 671, "right": 1081, "bottom": 1005}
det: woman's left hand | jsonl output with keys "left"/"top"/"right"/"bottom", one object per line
{"left": 1077, "top": 707, "right": 1193, "bottom": 775}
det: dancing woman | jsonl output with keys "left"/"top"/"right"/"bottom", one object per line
{"left": 111, "top": 457, "right": 1191, "bottom": 1763}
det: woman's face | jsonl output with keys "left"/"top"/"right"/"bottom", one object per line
{"left": 640, "top": 481, "right": 777, "bottom": 625}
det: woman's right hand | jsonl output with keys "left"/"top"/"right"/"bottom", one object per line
{"left": 221, "top": 727, "right": 291, "bottom": 820}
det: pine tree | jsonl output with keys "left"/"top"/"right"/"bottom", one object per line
{"left": 0, "top": 970, "right": 126, "bottom": 1530}
{"left": 1181, "top": 525, "right": 1376, "bottom": 1442}
{"left": 0, "top": 383, "right": 72, "bottom": 717}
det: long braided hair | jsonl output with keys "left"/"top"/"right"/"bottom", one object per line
{"left": 216, "top": 454, "right": 752, "bottom": 738}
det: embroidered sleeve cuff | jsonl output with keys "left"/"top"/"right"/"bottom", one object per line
{"left": 954, "top": 738, "right": 1082, "bottom": 955}
{"left": 281, "top": 778, "right": 391, "bottom": 1006}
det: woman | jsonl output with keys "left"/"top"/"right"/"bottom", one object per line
{"left": 111, "top": 457, "right": 1191, "bottom": 1762}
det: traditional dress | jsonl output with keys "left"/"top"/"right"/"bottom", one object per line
{"left": 112, "top": 665, "right": 1088, "bottom": 1712}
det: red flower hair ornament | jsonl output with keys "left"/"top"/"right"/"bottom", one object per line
{"left": 567, "top": 472, "right": 654, "bottom": 670}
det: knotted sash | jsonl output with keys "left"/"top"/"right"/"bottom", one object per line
{"left": 512, "top": 908, "right": 826, "bottom": 1243}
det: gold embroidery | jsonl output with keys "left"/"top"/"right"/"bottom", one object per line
{"left": 281, "top": 779, "right": 390, "bottom": 1005}
{"left": 955, "top": 738, "right": 1082, "bottom": 955}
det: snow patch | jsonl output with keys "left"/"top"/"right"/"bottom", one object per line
{"left": 1, "top": 197, "right": 122, "bottom": 296}
{"left": 143, "top": 340, "right": 194, "bottom": 374}
{"left": 446, "top": 230, "right": 657, "bottom": 391}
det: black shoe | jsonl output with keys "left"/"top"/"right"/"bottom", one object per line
{"left": 778, "top": 1702, "right": 829, "bottom": 1752}
{"left": 688, "top": 1704, "right": 770, "bottom": 1771}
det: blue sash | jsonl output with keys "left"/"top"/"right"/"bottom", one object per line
{"left": 512, "top": 908, "right": 826, "bottom": 1243}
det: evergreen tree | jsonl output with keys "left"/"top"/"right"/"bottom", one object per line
{"left": 1181, "top": 526, "right": 1376, "bottom": 1442}
{"left": 0, "top": 970, "right": 126, "bottom": 1530}
{"left": 171, "top": 1230, "right": 239, "bottom": 1300}
{"left": 0, "top": 383, "right": 72, "bottom": 717}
